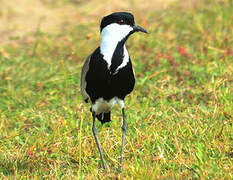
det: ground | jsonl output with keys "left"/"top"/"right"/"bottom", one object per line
{"left": 0, "top": 0, "right": 174, "bottom": 43}
{"left": 0, "top": 0, "right": 232, "bottom": 179}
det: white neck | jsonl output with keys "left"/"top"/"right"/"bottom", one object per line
{"left": 100, "top": 23, "right": 133, "bottom": 69}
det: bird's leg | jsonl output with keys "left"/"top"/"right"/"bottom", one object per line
{"left": 92, "top": 111, "right": 106, "bottom": 169}
{"left": 120, "top": 108, "right": 127, "bottom": 171}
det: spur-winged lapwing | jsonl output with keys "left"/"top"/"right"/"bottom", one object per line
{"left": 81, "top": 12, "right": 147, "bottom": 170}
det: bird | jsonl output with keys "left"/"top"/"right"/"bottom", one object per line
{"left": 81, "top": 12, "right": 147, "bottom": 170}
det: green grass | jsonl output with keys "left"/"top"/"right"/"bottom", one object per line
{"left": 0, "top": 0, "right": 232, "bottom": 179}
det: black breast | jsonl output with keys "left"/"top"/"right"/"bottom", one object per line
{"left": 85, "top": 47, "right": 135, "bottom": 103}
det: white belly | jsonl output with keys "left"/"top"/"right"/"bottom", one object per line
{"left": 92, "top": 97, "right": 125, "bottom": 114}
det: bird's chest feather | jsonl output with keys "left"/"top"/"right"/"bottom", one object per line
{"left": 86, "top": 51, "right": 135, "bottom": 102}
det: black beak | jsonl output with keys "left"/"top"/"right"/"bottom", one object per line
{"left": 133, "top": 24, "right": 148, "bottom": 33}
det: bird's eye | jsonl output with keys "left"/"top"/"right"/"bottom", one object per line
{"left": 117, "top": 19, "right": 125, "bottom": 25}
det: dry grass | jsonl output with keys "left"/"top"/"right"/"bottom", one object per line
{"left": 0, "top": 0, "right": 232, "bottom": 179}
{"left": 0, "top": 0, "right": 174, "bottom": 43}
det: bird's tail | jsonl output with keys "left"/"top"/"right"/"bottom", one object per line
{"left": 96, "top": 112, "right": 111, "bottom": 124}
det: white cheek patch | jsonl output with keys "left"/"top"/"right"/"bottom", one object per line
{"left": 100, "top": 23, "right": 133, "bottom": 68}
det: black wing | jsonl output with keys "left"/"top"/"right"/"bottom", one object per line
{"left": 85, "top": 47, "right": 135, "bottom": 103}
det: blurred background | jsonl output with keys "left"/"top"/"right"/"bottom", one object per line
{"left": 0, "top": 0, "right": 232, "bottom": 179}
{"left": 0, "top": 0, "right": 176, "bottom": 44}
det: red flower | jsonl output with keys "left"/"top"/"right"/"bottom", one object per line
{"left": 220, "top": 47, "right": 233, "bottom": 59}
{"left": 156, "top": 52, "right": 163, "bottom": 62}
{"left": 177, "top": 46, "right": 193, "bottom": 59}
{"left": 166, "top": 53, "right": 178, "bottom": 67}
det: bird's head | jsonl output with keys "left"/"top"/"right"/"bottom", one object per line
{"left": 100, "top": 12, "right": 148, "bottom": 42}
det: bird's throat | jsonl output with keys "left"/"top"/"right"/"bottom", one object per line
{"left": 100, "top": 38, "right": 129, "bottom": 74}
